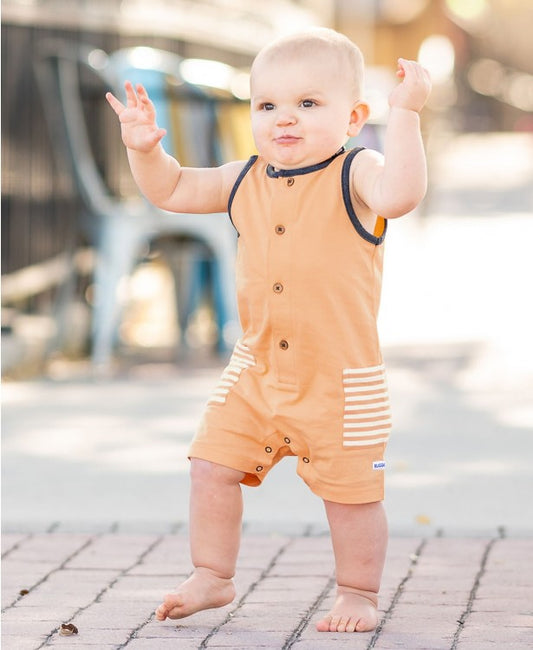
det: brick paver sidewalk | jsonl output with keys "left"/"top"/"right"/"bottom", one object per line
{"left": 2, "top": 530, "right": 532, "bottom": 649}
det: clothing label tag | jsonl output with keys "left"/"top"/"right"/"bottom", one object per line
{"left": 373, "top": 461, "right": 386, "bottom": 471}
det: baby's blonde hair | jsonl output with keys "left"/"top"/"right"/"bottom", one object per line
{"left": 251, "top": 27, "right": 365, "bottom": 101}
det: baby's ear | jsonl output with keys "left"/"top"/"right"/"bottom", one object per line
{"left": 347, "top": 101, "right": 370, "bottom": 137}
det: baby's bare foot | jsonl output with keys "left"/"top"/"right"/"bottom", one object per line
{"left": 315, "top": 586, "right": 378, "bottom": 633}
{"left": 155, "top": 567, "right": 235, "bottom": 621}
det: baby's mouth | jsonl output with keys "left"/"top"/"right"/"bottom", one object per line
{"left": 274, "top": 135, "right": 301, "bottom": 145}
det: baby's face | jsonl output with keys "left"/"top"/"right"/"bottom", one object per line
{"left": 250, "top": 53, "right": 359, "bottom": 170}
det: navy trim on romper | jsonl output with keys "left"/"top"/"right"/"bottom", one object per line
{"left": 228, "top": 155, "right": 258, "bottom": 235}
{"left": 228, "top": 148, "right": 386, "bottom": 245}
{"left": 266, "top": 147, "right": 346, "bottom": 178}
{"left": 341, "top": 147, "right": 387, "bottom": 245}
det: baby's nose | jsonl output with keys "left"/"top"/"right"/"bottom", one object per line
{"left": 276, "top": 110, "right": 297, "bottom": 126}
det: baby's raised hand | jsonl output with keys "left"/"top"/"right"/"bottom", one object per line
{"left": 388, "top": 58, "right": 431, "bottom": 113}
{"left": 106, "top": 81, "right": 167, "bottom": 153}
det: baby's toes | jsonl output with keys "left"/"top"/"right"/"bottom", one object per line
{"left": 328, "top": 615, "right": 343, "bottom": 632}
{"left": 155, "top": 605, "right": 168, "bottom": 621}
{"left": 335, "top": 616, "right": 352, "bottom": 632}
{"left": 344, "top": 617, "right": 358, "bottom": 633}
{"left": 315, "top": 615, "right": 331, "bottom": 632}
{"left": 355, "top": 615, "right": 375, "bottom": 632}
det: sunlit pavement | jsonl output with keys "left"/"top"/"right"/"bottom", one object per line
{"left": 2, "top": 533, "right": 532, "bottom": 649}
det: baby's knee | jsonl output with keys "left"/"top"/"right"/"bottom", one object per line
{"left": 190, "top": 458, "right": 245, "bottom": 487}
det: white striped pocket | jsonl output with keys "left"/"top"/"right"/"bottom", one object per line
{"left": 207, "top": 341, "right": 256, "bottom": 405}
{"left": 342, "top": 364, "right": 392, "bottom": 447}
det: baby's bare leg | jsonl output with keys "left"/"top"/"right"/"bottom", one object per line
{"left": 316, "top": 500, "right": 388, "bottom": 633}
{"left": 156, "top": 459, "right": 245, "bottom": 621}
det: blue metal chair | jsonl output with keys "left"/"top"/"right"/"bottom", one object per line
{"left": 34, "top": 40, "right": 240, "bottom": 370}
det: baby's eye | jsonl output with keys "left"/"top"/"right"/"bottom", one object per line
{"left": 259, "top": 102, "right": 275, "bottom": 111}
{"left": 300, "top": 99, "right": 316, "bottom": 108}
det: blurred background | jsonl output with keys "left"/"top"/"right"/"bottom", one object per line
{"left": 2, "top": 1, "right": 533, "bottom": 532}
{"left": 2, "top": 0, "right": 532, "bottom": 376}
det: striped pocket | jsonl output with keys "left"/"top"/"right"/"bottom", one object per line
{"left": 207, "top": 341, "right": 256, "bottom": 405}
{"left": 342, "top": 364, "right": 392, "bottom": 447}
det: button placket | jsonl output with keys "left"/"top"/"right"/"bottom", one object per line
{"left": 270, "top": 174, "right": 297, "bottom": 384}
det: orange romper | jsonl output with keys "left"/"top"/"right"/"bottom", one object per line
{"left": 190, "top": 147, "right": 391, "bottom": 504}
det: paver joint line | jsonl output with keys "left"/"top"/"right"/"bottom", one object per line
{"left": 1, "top": 534, "right": 96, "bottom": 614}
{"left": 36, "top": 535, "right": 165, "bottom": 649}
{"left": 1, "top": 532, "right": 34, "bottom": 560}
{"left": 450, "top": 533, "right": 501, "bottom": 650}
{"left": 366, "top": 537, "right": 427, "bottom": 649}
{"left": 198, "top": 538, "right": 293, "bottom": 648}
{"left": 282, "top": 575, "right": 336, "bottom": 649}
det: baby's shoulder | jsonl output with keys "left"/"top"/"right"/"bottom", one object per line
{"left": 347, "top": 147, "right": 383, "bottom": 197}
{"left": 347, "top": 147, "right": 383, "bottom": 174}
{"left": 220, "top": 159, "right": 251, "bottom": 193}
{"left": 345, "top": 148, "right": 384, "bottom": 236}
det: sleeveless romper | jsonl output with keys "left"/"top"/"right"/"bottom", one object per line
{"left": 189, "top": 147, "right": 391, "bottom": 504}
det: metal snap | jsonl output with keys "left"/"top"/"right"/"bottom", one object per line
{"left": 279, "top": 339, "right": 289, "bottom": 350}
{"left": 284, "top": 437, "right": 291, "bottom": 444}
{"left": 275, "top": 224, "right": 286, "bottom": 235}
{"left": 256, "top": 465, "right": 263, "bottom": 472}
{"left": 303, "top": 457, "right": 310, "bottom": 463}
{"left": 286, "top": 177, "right": 295, "bottom": 186}
{"left": 273, "top": 283, "right": 284, "bottom": 293}
{"left": 265, "top": 446, "right": 273, "bottom": 453}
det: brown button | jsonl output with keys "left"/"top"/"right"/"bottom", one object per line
{"left": 275, "top": 225, "right": 286, "bottom": 235}
{"left": 303, "top": 457, "right": 310, "bottom": 463}
{"left": 279, "top": 339, "right": 289, "bottom": 350}
{"left": 284, "top": 437, "right": 291, "bottom": 444}
{"left": 265, "top": 446, "right": 272, "bottom": 453}
{"left": 273, "top": 282, "right": 284, "bottom": 293}
{"left": 256, "top": 465, "right": 263, "bottom": 472}
{"left": 286, "top": 177, "right": 295, "bottom": 186}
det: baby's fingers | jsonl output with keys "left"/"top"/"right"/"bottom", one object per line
{"left": 396, "top": 59, "right": 406, "bottom": 79}
{"left": 134, "top": 83, "right": 158, "bottom": 119}
{"left": 147, "top": 127, "right": 168, "bottom": 147}
{"left": 397, "top": 58, "right": 430, "bottom": 85}
{"left": 105, "top": 91, "right": 125, "bottom": 116}
{"left": 396, "top": 58, "right": 418, "bottom": 79}
{"left": 123, "top": 80, "right": 140, "bottom": 108}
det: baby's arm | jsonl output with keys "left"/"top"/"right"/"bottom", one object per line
{"left": 352, "top": 58, "right": 431, "bottom": 219}
{"left": 106, "top": 82, "right": 243, "bottom": 213}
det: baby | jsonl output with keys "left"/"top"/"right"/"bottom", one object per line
{"left": 107, "top": 27, "right": 431, "bottom": 633}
